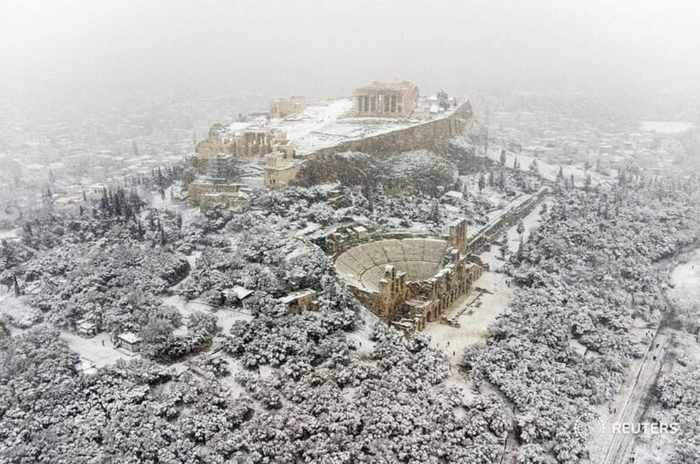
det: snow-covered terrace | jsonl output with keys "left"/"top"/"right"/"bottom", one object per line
{"left": 224, "top": 98, "right": 458, "bottom": 156}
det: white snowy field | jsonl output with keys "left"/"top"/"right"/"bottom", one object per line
{"left": 59, "top": 331, "right": 137, "bottom": 373}
{"left": 484, "top": 146, "right": 610, "bottom": 187}
{"left": 668, "top": 249, "right": 700, "bottom": 311}
{"left": 164, "top": 293, "right": 253, "bottom": 336}
{"left": 0, "top": 228, "right": 19, "bottom": 240}
{"left": 639, "top": 121, "right": 694, "bottom": 135}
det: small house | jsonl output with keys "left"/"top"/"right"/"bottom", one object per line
{"left": 117, "top": 332, "right": 142, "bottom": 353}
{"left": 223, "top": 286, "right": 254, "bottom": 306}
{"left": 280, "top": 289, "right": 317, "bottom": 314}
{"left": 77, "top": 320, "right": 97, "bottom": 338}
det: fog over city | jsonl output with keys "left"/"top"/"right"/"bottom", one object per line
{"left": 2, "top": 2, "right": 700, "bottom": 464}
{"left": 3, "top": 0, "right": 700, "bottom": 102}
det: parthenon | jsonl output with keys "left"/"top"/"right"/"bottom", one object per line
{"left": 353, "top": 80, "right": 419, "bottom": 118}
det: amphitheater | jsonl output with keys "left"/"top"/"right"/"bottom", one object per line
{"left": 334, "top": 221, "right": 482, "bottom": 331}
{"left": 335, "top": 238, "right": 450, "bottom": 292}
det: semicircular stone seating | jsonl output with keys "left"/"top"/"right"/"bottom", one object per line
{"left": 335, "top": 238, "right": 449, "bottom": 291}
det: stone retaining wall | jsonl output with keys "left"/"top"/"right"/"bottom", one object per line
{"left": 309, "top": 101, "right": 473, "bottom": 160}
{"left": 271, "top": 101, "right": 474, "bottom": 188}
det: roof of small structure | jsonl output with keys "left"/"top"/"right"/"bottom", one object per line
{"left": 279, "top": 289, "right": 316, "bottom": 304}
{"left": 118, "top": 332, "right": 141, "bottom": 344}
{"left": 225, "top": 286, "right": 254, "bottom": 300}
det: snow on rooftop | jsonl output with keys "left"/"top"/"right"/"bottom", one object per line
{"left": 118, "top": 332, "right": 141, "bottom": 344}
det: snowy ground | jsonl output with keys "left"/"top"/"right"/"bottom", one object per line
{"left": 639, "top": 121, "right": 694, "bottom": 135}
{"left": 483, "top": 146, "right": 609, "bottom": 187}
{"left": 0, "top": 291, "right": 42, "bottom": 330}
{"left": 668, "top": 249, "right": 700, "bottom": 312}
{"left": 59, "top": 331, "right": 137, "bottom": 374}
{"left": 0, "top": 228, "right": 19, "bottom": 240}
{"left": 162, "top": 249, "right": 253, "bottom": 336}
{"left": 164, "top": 293, "right": 254, "bottom": 336}
{"left": 345, "top": 314, "right": 379, "bottom": 359}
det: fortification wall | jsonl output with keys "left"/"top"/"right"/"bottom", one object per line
{"left": 309, "top": 101, "right": 472, "bottom": 160}
{"left": 467, "top": 187, "right": 549, "bottom": 252}
{"left": 282, "top": 101, "right": 473, "bottom": 188}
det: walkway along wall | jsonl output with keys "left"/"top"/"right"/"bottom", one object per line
{"left": 467, "top": 187, "right": 549, "bottom": 253}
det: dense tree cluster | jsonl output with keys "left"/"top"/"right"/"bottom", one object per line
{"left": 20, "top": 227, "right": 189, "bottom": 334}
{"left": 1, "top": 317, "right": 509, "bottom": 462}
{"left": 140, "top": 311, "right": 219, "bottom": 362}
{"left": 181, "top": 213, "right": 331, "bottom": 303}
{"left": 464, "top": 176, "right": 700, "bottom": 463}
{"left": 0, "top": 326, "right": 252, "bottom": 464}
{"left": 5, "top": 141, "right": 700, "bottom": 464}
{"left": 653, "top": 361, "right": 700, "bottom": 463}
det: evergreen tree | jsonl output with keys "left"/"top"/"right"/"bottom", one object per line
{"left": 499, "top": 149, "right": 507, "bottom": 166}
{"left": 429, "top": 200, "right": 441, "bottom": 224}
{"left": 13, "top": 275, "right": 21, "bottom": 296}
{"left": 516, "top": 235, "right": 524, "bottom": 261}
{"left": 497, "top": 170, "right": 505, "bottom": 190}
{"left": 499, "top": 240, "right": 508, "bottom": 259}
{"left": 529, "top": 159, "right": 539, "bottom": 175}
{"left": 478, "top": 173, "right": 486, "bottom": 192}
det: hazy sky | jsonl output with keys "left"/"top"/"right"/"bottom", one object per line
{"left": 2, "top": 0, "right": 699, "bottom": 103}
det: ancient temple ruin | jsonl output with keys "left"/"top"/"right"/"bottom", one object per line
{"left": 270, "top": 96, "right": 306, "bottom": 119}
{"left": 194, "top": 127, "right": 289, "bottom": 173}
{"left": 353, "top": 80, "right": 419, "bottom": 118}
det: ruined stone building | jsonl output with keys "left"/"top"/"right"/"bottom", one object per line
{"left": 270, "top": 96, "right": 306, "bottom": 119}
{"left": 194, "top": 127, "right": 288, "bottom": 173}
{"left": 190, "top": 84, "right": 474, "bottom": 191}
{"left": 187, "top": 154, "right": 248, "bottom": 209}
{"left": 334, "top": 219, "right": 482, "bottom": 331}
{"left": 264, "top": 144, "right": 299, "bottom": 189}
{"left": 353, "top": 80, "right": 419, "bottom": 118}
